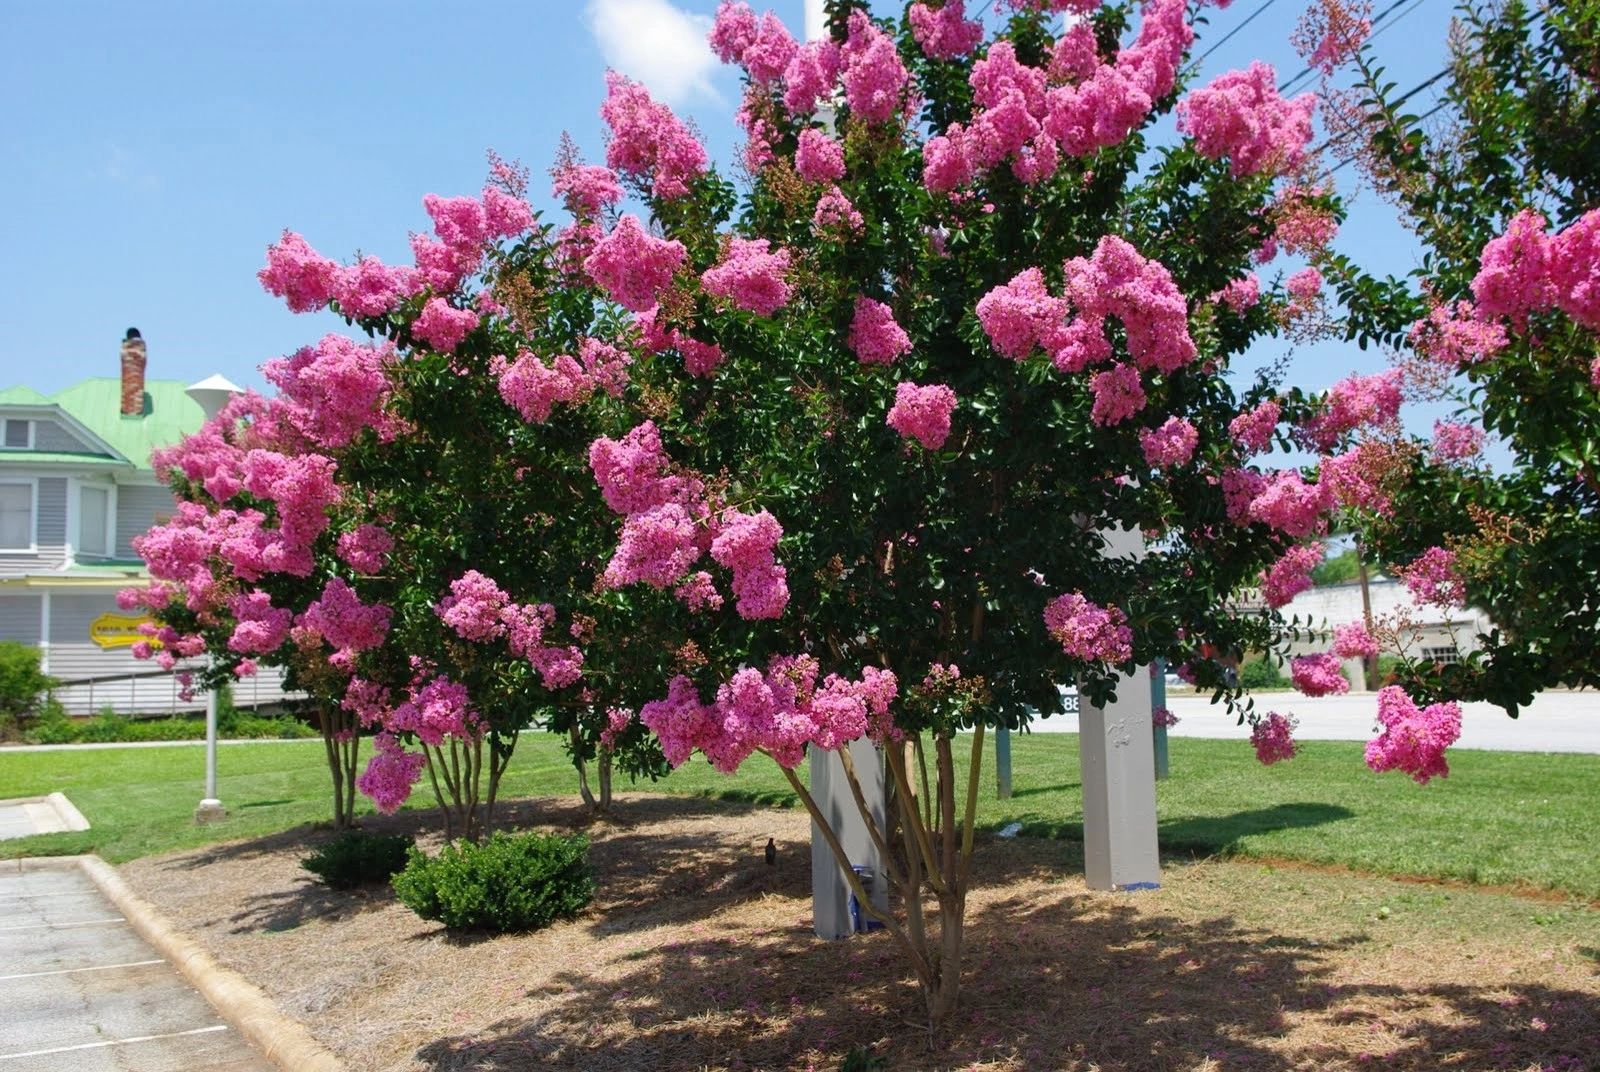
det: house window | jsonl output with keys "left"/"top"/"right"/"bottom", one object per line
{"left": 0, "top": 482, "right": 34, "bottom": 550}
{"left": 1422, "top": 645, "right": 1461, "bottom": 665}
{"left": 2, "top": 419, "right": 30, "bottom": 449}
{"left": 79, "top": 486, "right": 109, "bottom": 557}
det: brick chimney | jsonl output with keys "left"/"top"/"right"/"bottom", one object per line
{"left": 120, "top": 328, "right": 147, "bottom": 416}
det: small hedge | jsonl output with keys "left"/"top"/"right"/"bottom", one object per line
{"left": 302, "top": 831, "right": 414, "bottom": 890}
{"left": 392, "top": 831, "right": 595, "bottom": 933}
{"left": 19, "top": 707, "right": 316, "bottom": 745}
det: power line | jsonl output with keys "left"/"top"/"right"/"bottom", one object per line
{"left": 1308, "top": 65, "right": 1448, "bottom": 157}
{"left": 1195, "top": 0, "right": 1284, "bottom": 66}
{"left": 1326, "top": 98, "right": 1449, "bottom": 175}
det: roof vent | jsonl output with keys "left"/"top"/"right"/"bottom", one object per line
{"left": 185, "top": 373, "right": 245, "bottom": 421}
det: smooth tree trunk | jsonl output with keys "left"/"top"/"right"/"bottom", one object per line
{"left": 316, "top": 705, "right": 361, "bottom": 829}
{"left": 423, "top": 730, "right": 518, "bottom": 842}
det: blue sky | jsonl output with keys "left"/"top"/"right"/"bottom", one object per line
{"left": 1, "top": 0, "right": 1456, "bottom": 415}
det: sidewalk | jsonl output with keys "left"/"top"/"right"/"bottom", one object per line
{"left": 0, "top": 862, "right": 271, "bottom": 1070}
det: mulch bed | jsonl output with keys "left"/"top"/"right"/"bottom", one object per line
{"left": 119, "top": 793, "right": 1599, "bottom": 1071}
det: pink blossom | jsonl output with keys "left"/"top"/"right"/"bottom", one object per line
{"left": 584, "top": 215, "right": 688, "bottom": 312}
{"left": 1062, "top": 236, "right": 1196, "bottom": 374}
{"left": 435, "top": 570, "right": 511, "bottom": 641}
{"left": 411, "top": 298, "right": 478, "bottom": 353}
{"left": 261, "top": 334, "right": 398, "bottom": 449}
{"left": 226, "top": 590, "right": 293, "bottom": 655}
{"left": 1260, "top": 542, "right": 1323, "bottom": 608}
{"left": 1153, "top": 706, "right": 1180, "bottom": 728}
{"left": 1248, "top": 470, "right": 1331, "bottom": 538}
{"left": 1177, "top": 62, "right": 1316, "bottom": 178}
{"left": 388, "top": 675, "right": 480, "bottom": 747}
{"left": 333, "top": 257, "right": 418, "bottom": 318}
{"left": 886, "top": 381, "right": 958, "bottom": 451}
{"left": 701, "top": 237, "right": 792, "bottom": 316}
{"left": 356, "top": 734, "right": 426, "bottom": 814}
{"left": 1397, "top": 546, "right": 1463, "bottom": 607}
{"left": 589, "top": 420, "right": 704, "bottom": 516}
{"left": 812, "top": 186, "right": 864, "bottom": 235}
{"left": 1221, "top": 467, "right": 1267, "bottom": 525}
{"left": 1408, "top": 301, "right": 1508, "bottom": 367}
{"left": 1044, "top": 592, "right": 1133, "bottom": 663}
{"left": 496, "top": 350, "right": 593, "bottom": 423}
{"left": 258, "top": 231, "right": 340, "bottom": 313}
{"left": 708, "top": 1, "right": 758, "bottom": 64}
{"left": 1300, "top": 368, "right": 1402, "bottom": 450}
{"left": 675, "top": 570, "right": 724, "bottom": 612}
{"left": 1212, "top": 272, "right": 1262, "bottom": 312}
{"left": 342, "top": 678, "right": 391, "bottom": 727}
{"left": 1139, "top": 416, "right": 1199, "bottom": 468}
{"left": 600, "top": 707, "right": 634, "bottom": 752}
{"left": 1251, "top": 712, "right": 1298, "bottom": 764}
{"left": 604, "top": 503, "right": 703, "bottom": 589}
{"left": 1431, "top": 420, "right": 1486, "bottom": 464}
{"left": 1318, "top": 443, "right": 1394, "bottom": 513}
{"left": 1471, "top": 209, "right": 1555, "bottom": 327}
{"left": 976, "top": 268, "right": 1069, "bottom": 361}
{"left": 1286, "top": 267, "right": 1324, "bottom": 306}
{"left": 848, "top": 297, "right": 913, "bottom": 365}
{"left": 1550, "top": 208, "right": 1600, "bottom": 330}
{"left": 840, "top": 11, "right": 910, "bottom": 125}
{"left": 1365, "top": 685, "right": 1461, "bottom": 784}
{"left": 711, "top": 509, "right": 790, "bottom": 620}
{"left": 639, "top": 675, "right": 719, "bottom": 767}
{"left": 922, "top": 126, "right": 977, "bottom": 193}
{"left": 1291, "top": 652, "right": 1350, "bottom": 696}
{"left": 795, "top": 128, "right": 846, "bottom": 183}
{"left": 1273, "top": 184, "right": 1339, "bottom": 255}
{"left": 552, "top": 161, "right": 624, "bottom": 217}
{"left": 600, "top": 72, "right": 708, "bottom": 200}
{"left": 1333, "top": 622, "right": 1379, "bottom": 661}
{"left": 337, "top": 524, "right": 393, "bottom": 574}
{"left": 1293, "top": 0, "right": 1372, "bottom": 75}
{"left": 910, "top": 0, "right": 983, "bottom": 60}
{"left": 1088, "top": 363, "right": 1147, "bottom": 426}
{"left": 1230, "top": 400, "right": 1280, "bottom": 455}
{"left": 782, "top": 39, "right": 842, "bottom": 116}
{"left": 300, "top": 578, "right": 391, "bottom": 659}
{"left": 1048, "top": 22, "right": 1101, "bottom": 83}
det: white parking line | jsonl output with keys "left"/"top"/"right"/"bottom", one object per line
{"left": 0, "top": 917, "right": 124, "bottom": 932}
{"left": 0, "top": 1025, "right": 228, "bottom": 1061}
{"left": 0, "top": 959, "right": 164, "bottom": 982}
{"left": 0, "top": 892, "right": 102, "bottom": 905}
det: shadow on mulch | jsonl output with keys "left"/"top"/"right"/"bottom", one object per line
{"left": 409, "top": 833, "right": 1600, "bottom": 1072}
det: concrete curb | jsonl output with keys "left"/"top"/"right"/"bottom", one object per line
{"left": 46, "top": 792, "right": 90, "bottom": 831}
{"left": 65, "top": 854, "right": 346, "bottom": 1072}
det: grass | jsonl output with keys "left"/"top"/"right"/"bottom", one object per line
{"left": 2, "top": 733, "right": 1596, "bottom": 899}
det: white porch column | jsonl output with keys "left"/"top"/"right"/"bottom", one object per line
{"left": 1078, "top": 526, "right": 1160, "bottom": 892}
{"left": 38, "top": 591, "right": 52, "bottom": 674}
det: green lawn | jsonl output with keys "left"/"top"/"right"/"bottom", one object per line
{"left": 2, "top": 734, "right": 1595, "bottom": 899}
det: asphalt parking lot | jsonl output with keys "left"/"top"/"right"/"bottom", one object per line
{"left": 0, "top": 864, "right": 271, "bottom": 1071}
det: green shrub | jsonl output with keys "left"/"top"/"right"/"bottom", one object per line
{"left": 302, "top": 831, "right": 414, "bottom": 890}
{"left": 23, "top": 700, "right": 79, "bottom": 744}
{"left": 0, "top": 640, "right": 56, "bottom": 738}
{"left": 1240, "top": 657, "right": 1286, "bottom": 690}
{"left": 230, "top": 713, "right": 317, "bottom": 739}
{"left": 392, "top": 831, "right": 595, "bottom": 933}
{"left": 77, "top": 709, "right": 134, "bottom": 743}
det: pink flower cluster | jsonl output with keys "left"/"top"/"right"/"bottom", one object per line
{"left": 781, "top": 38, "right": 842, "bottom": 116}
{"left": 1365, "top": 685, "right": 1461, "bottom": 784}
{"left": 887, "top": 381, "right": 958, "bottom": 451}
{"left": 299, "top": 578, "right": 391, "bottom": 669}
{"left": 336, "top": 524, "right": 393, "bottom": 574}
{"left": 710, "top": 509, "right": 790, "bottom": 619}
{"left": 638, "top": 310, "right": 726, "bottom": 378}
{"left": 1259, "top": 542, "right": 1323, "bottom": 608}
{"left": 411, "top": 298, "right": 479, "bottom": 353}
{"left": 600, "top": 72, "right": 708, "bottom": 200}
{"left": 795, "top": 128, "right": 845, "bottom": 183}
{"left": 1318, "top": 442, "right": 1395, "bottom": 514}
{"left": 640, "top": 659, "right": 899, "bottom": 772}
{"left": 387, "top": 674, "right": 481, "bottom": 746}
{"left": 1407, "top": 301, "right": 1508, "bottom": 368}
{"left": 1139, "top": 416, "right": 1199, "bottom": 468}
{"left": 813, "top": 186, "right": 864, "bottom": 236}
{"left": 227, "top": 590, "right": 293, "bottom": 655}
{"left": 432, "top": 571, "right": 586, "bottom": 689}
{"left": 1273, "top": 184, "right": 1339, "bottom": 255}
{"left": 552, "top": 161, "right": 624, "bottom": 217}
{"left": 1397, "top": 546, "right": 1463, "bottom": 607}
{"left": 261, "top": 335, "right": 400, "bottom": 450}
{"left": 1247, "top": 470, "right": 1331, "bottom": 538}
{"left": 710, "top": 2, "right": 797, "bottom": 84}
{"left": 1177, "top": 62, "right": 1316, "bottom": 178}
{"left": 1472, "top": 208, "right": 1600, "bottom": 331}
{"left": 1212, "top": 272, "right": 1262, "bottom": 312}
{"left": 1290, "top": 652, "right": 1350, "bottom": 697}
{"left": 1089, "top": 364, "right": 1147, "bottom": 427}
{"left": 495, "top": 338, "right": 630, "bottom": 424}
{"left": 1333, "top": 621, "right": 1379, "bottom": 661}
{"left": 1292, "top": 0, "right": 1372, "bottom": 75}
{"left": 1229, "top": 399, "right": 1280, "bottom": 455}
{"left": 356, "top": 733, "right": 427, "bottom": 814}
{"left": 600, "top": 707, "right": 634, "bottom": 752}
{"left": 1062, "top": 237, "right": 1197, "bottom": 374}
{"left": 1152, "top": 706, "right": 1180, "bottom": 728}
{"left": 909, "top": 0, "right": 983, "bottom": 60}
{"left": 584, "top": 216, "right": 687, "bottom": 312}
{"left": 1431, "top": 420, "right": 1486, "bottom": 464}
{"left": 1251, "top": 711, "right": 1298, "bottom": 765}
{"left": 701, "top": 237, "right": 793, "bottom": 316}
{"left": 1043, "top": 592, "right": 1133, "bottom": 664}
{"left": 1300, "top": 369, "right": 1403, "bottom": 450}
{"left": 840, "top": 10, "right": 911, "bottom": 124}
{"left": 849, "top": 298, "right": 913, "bottom": 365}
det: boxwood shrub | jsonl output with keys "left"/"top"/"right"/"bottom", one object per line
{"left": 302, "top": 831, "right": 414, "bottom": 890}
{"left": 392, "top": 831, "right": 595, "bottom": 933}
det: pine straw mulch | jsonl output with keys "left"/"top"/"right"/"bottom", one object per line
{"left": 119, "top": 793, "right": 1599, "bottom": 1072}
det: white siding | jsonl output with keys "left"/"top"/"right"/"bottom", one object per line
{"left": 115, "top": 484, "right": 178, "bottom": 559}
{"left": 34, "top": 420, "right": 97, "bottom": 454}
{"left": 0, "top": 594, "right": 42, "bottom": 645}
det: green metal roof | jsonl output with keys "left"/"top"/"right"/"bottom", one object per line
{"left": 0, "top": 378, "right": 204, "bottom": 471}
{"left": 0, "top": 452, "right": 130, "bottom": 467}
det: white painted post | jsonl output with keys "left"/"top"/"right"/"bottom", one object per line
{"left": 809, "top": 738, "right": 889, "bottom": 939}
{"left": 195, "top": 666, "right": 225, "bottom": 823}
{"left": 1078, "top": 525, "right": 1160, "bottom": 891}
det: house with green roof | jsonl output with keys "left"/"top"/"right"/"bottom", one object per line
{"left": 0, "top": 330, "right": 294, "bottom": 713}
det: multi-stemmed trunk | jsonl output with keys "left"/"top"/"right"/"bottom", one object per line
{"left": 572, "top": 726, "right": 614, "bottom": 814}
{"left": 315, "top": 704, "right": 361, "bottom": 829}
{"left": 778, "top": 725, "right": 986, "bottom": 1031}
{"left": 422, "top": 730, "right": 518, "bottom": 842}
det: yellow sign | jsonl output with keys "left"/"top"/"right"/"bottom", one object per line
{"left": 89, "top": 613, "right": 158, "bottom": 650}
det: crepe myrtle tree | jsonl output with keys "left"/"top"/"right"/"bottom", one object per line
{"left": 192, "top": 160, "right": 678, "bottom": 838}
{"left": 1300, "top": 0, "right": 1600, "bottom": 728}
{"left": 547, "top": 0, "right": 1406, "bottom": 1026}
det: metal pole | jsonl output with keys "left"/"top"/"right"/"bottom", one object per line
{"left": 195, "top": 664, "right": 225, "bottom": 823}
{"left": 995, "top": 723, "right": 1012, "bottom": 798}
{"left": 1151, "top": 660, "right": 1170, "bottom": 780}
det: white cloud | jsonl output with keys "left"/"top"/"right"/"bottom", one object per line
{"left": 587, "top": 0, "right": 721, "bottom": 107}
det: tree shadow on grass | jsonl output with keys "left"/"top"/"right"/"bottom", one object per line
{"left": 408, "top": 834, "right": 1599, "bottom": 1071}
{"left": 999, "top": 801, "right": 1354, "bottom": 856}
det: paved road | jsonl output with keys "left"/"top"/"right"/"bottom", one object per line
{"left": 0, "top": 864, "right": 271, "bottom": 1071}
{"left": 1028, "top": 689, "right": 1600, "bottom": 754}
